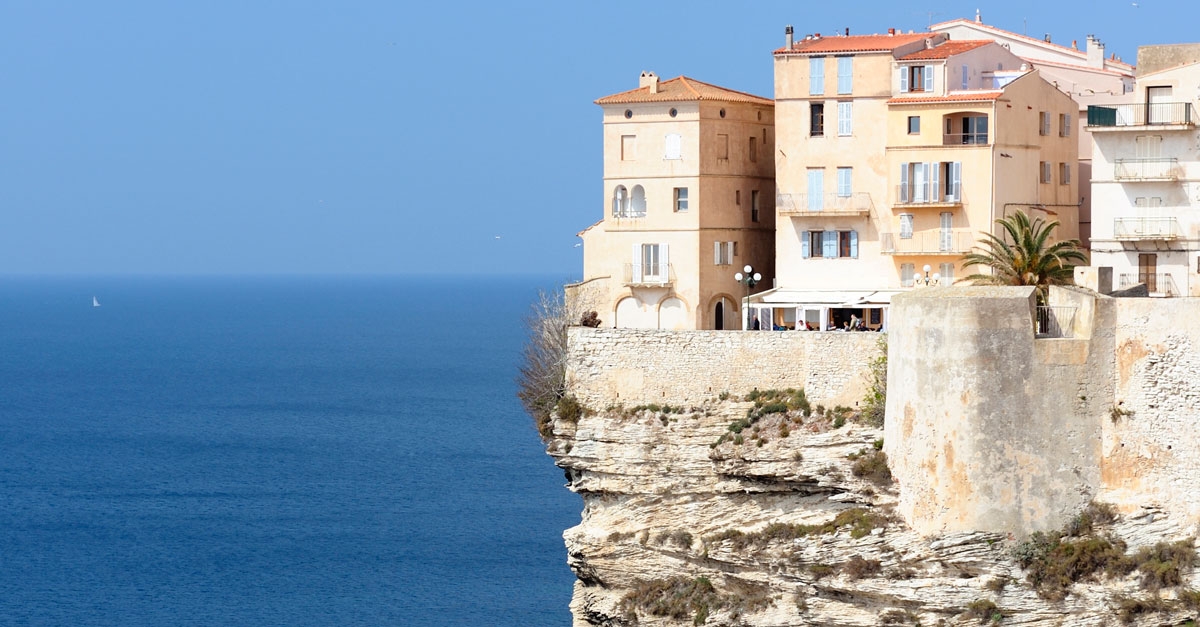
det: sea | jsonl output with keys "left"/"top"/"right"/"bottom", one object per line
{"left": 0, "top": 275, "right": 580, "bottom": 626}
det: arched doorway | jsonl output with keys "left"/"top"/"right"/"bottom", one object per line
{"left": 659, "top": 297, "right": 687, "bottom": 330}
{"left": 714, "top": 301, "right": 724, "bottom": 330}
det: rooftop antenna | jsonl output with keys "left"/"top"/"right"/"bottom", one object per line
{"left": 916, "top": 10, "right": 944, "bottom": 29}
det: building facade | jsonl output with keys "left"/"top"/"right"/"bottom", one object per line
{"left": 572, "top": 73, "right": 775, "bottom": 329}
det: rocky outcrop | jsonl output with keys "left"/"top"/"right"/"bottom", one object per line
{"left": 546, "top": 396, "right": 1200, "bottom": 626}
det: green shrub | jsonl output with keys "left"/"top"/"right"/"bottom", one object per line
{"left": 556, "top": 395, "right": 585, "bottom": 424}
{"left": 850, "top": 449, "right": 892, "bottom": 485}
{"left": 809, "top": 563, "right": 835, "bottom": 580}
{"left": 963, "top": 599, "right": 1002, "bottom": 624}
{"left": 1113, "top": 594, "right": 1171, "bottom": 623}
{"left": 843, "top": 555, "right": 882, "bottom": 580}
{"left": 704, "top": 508, "right": 886, "bottom": 551}
{"left": 1129, "top": 540, "right": 1197, "bottom": 591}
{"left": 860, "top": 335, "right": 887, "bottom": 427}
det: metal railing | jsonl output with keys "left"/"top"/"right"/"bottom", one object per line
{"left": 1113, "top": 217, "right": 1182, "bottom": 240}
{"left": 611, "top": 209, "right": 647, "bottom": 219}
{"left": 1114, "top": 158, "right": 1180, "bottom": 181}
{"left": 776, "top": 192, "right": 873, "bottom": 215}
{"left": 623, "top": 263, "right": 675, "bottom": 286}
{"left": 1036, "top": 306, "right": 1077, "bottom": 338}
{"left": 1087, "top": 102, "right": 1196, "bottom": 128}
{"left": 941, "top": 132, "right": 989, "bottom": 145}
{"left": 1118, "top": 273, "right": 1180, "bottom": 296}
{"left": 895, "top": 184, "right": 963, "bottom": 205}
{"left": 880, "top": 229, "right": 975, "bottom": 255}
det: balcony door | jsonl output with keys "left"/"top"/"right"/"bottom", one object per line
{"left": 1139, "top": 253, "right": 1158, "bottom": 292}
{"left": 1146, "top": 86, "right": 1172, "bottom": 125}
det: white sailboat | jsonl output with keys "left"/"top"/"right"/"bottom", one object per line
{"left": 92, "top": 296, "right": 101, "bottom": 308}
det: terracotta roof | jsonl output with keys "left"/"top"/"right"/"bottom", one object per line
{"left": 594, "top": 76, "right": 772, "bottom": 106}
{"left": 774, "top": 32, "right": 931, "bottom": 55}
{"left": 887, "top": 91, "right": 1004, "bottom": 104}
{"left": 900, "top": 40, "right": 993, "bottom": 60}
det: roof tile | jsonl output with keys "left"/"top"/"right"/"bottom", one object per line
{"left": 774, "top": 32, "right": 931, "bottom": 55}
{"left": 900, "top": 40, "right": 993, "bottom": 60}
{"left": 887, "top": 91, "right": 1004, "bottom": 104}
{"left": 595, "top": 76, "right": 772, "bottom": 106}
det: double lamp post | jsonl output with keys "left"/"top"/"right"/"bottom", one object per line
{"left": 734, "top": 264, "right": 761, "bottom": 330}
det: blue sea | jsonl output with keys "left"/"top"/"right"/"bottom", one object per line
{"left": 0, "top": 276, "right": 579, "bottom": 626}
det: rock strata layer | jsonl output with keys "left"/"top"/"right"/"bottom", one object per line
{"left": 546, "top": 398, "right": 1200, "bottom": 626}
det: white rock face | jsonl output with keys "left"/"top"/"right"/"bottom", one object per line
{"left": 546, "top": 398, "right": 1200, "bottom": 626}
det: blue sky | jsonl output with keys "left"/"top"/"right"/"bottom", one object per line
{"left": 0, "top": 1, "right": 1184, "bottom": 276}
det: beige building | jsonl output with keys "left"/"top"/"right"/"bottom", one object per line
{"left": 1086, "top": 46, "right": 1200, "bottom": 297}
{"left": 753, "top": 30, "right": 1077, "bottom": 331}
{"left": 571, "top": 73, "right": 775, "bottom": 330}
{"left": 931, "top": 13, "right": 1135, "bottom": 247}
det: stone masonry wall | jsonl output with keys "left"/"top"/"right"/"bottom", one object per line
{"left": 565, "top": 328, "right": 880, "bottom": 409}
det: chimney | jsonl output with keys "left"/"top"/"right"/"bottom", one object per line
{"left": 888, "top": 27, "right": 895, "bottom": 36}
{"left": 1072, "top": 39, "right": 1078, "bottom": 50}
{"left": 639, "top": 71, "right": 659, "bottom": 93}
{"left": 1044, "top": 33, "right": 1051, "bottom": 43}
{"left": 785, "top": 25, "right": 793, "bottom": 49}
{"left": 844, "top": 27, "right": 849, "bottom": 36}
{"left": 1086, "top": 35, "right": 1105, "bottom": 68}
{"left": 975, "top": 9, "right": 982, "bottom": 23}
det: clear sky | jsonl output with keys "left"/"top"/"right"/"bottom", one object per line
{"left": 0, "top": 1, "right": 1186, "bottom": 276}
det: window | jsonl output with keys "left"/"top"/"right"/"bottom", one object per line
{"left": 940, "top": 212, "right": 953, "bottom": 252}
{"left": 1134, "top": 196, "right": 1164, "bottom": 208}
{"left": 1039, "top": 161, "right": 1052, "bottom": 183}
{"left": 751, "top": 190, "right": 760, "bottom": 222}
{"left": 735, "top": 190, "right": 741, "bottom": 205}
{"left": 961, "top": 116, "right": 988, "bottom": 144}
{"left": 1147, "top": 86, "right": 1173, "bottom": 124}
{"left": 899, "top": 161, "right": 962, "bottom": 203}
{"left": 1039, "top": 111, "right": 1051, "bottom": 136}
{"left": 714, "top": 241, "right": 736, "bottom": 265}
{"left": 901, "top": 263, "right": 915, "bottom": 287}
{"left": 810, "top": 57, "right": 825, "bottom": 95}
{"left": 939, "top": 263, "right": 955, "bottom": 285}
{"left": 1060, "top": 113, "right": 1071, "bottom": 137}
{"left": 836, "top": 167, "right": 852, "bottom": 198}
{"left": 1060, "top": 163, "right": 1071, "bottom": 185}
{"left": 899, "top": 213, "right": 914, "bottom": 239}
{"left": 612, "top": 185, "right": 629, "bottom": 217}
{"left": 1135, "top": 135, "right": 1163, "bottom": 158}
{"left": 801, "top": 230, "right": 858, "bottom": 258}
{"left": 961, "top": 64, "right": 969, "bottom": 90}
{"left": 837, "top": 101, "right": 852, "bottom": 136}
{"left": 749, "top": 136, "right": 758, "bottom": 162}
{"left": 673, "top": 187, "right": 688, "bottom": 212}
{"left": 908, "top": 116, "right": 920, "bottom": 134}
{"left": 810, "top": 103, "right": 824, "bottom": 137}
{"left": 621, "top": 135, "right": 636, "bottom": 160}
{"left": 639, "top": 243, "right": 665, "bottom": 280}
{"left": 664, "top": 133, "right": 681, "bottom": 160}
{"left": 900, "top": 65, "right": 933, "bottom": 92}
{"left": 717, "top": 134, "right": 729, "bottom": 159}
{"left": 806, "top": 169, "right": 823, "bottom": 211}
{"left": 630, "top": 185, "right": 647, "bottom": 216}
{"left": 837, "top": 57, "right": 853, "bottom": 94}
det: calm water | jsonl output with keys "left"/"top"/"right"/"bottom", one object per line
{"left": 0, "top": 276, "right": 579, "bottom": 626}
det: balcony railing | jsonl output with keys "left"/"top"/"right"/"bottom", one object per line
{"left": 1036, "top": 306, "right": 1077, "bottom": 338}
{"left": 623, "top": 263, "right": 675, "bottom": 286}
{"left": 1118, "top": 273, "right": 1180, "bottom": 297}
{"left": 1087, "top": 102, "right": 1196, "bottom": 128}
{"left": 611, "top": 209, "right": 647, "bottom": 219}
{"left": 1113, "top": 217, "right": 1182, "bottom": 240}
{"left": 880, "top": 229, "right": 975, "bottom": 255}
{"left": 1113, "top": 158, "right": 1180, "bottom": 181}
{"left": 777, "top": 192, "right": 873, "bottom": 216}
{"left": 941, "top": 132, "right": 989, "bottom": 145}
{"left": 894, "top": 184, "right": 963, "bottom": 206}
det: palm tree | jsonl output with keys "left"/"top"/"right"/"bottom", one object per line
{"left": 960, "top": 211, "right": 1088, "bottom": 301}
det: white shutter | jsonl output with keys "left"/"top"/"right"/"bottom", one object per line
{"left": 801, "top": 232, "right": 810, "bottom": 258}
{"left": 923, "top": 65, "right": 934, "bottom": 91}
{"left": 714, "top": 241, "right": 722, "bottom": 265}
{"left": 950, "top": 162, "right": 962, "bottom": 201}
{"left": 659, "top": 244, "right": 669, "bottom": 281}
{"left": 913, "top": 162, "right": 927, "bottom": 202}
{"left": 664, "top": 133, "right": 681, "bottom": 160}
{"left": 631, "top": 243, "right": 643, "bottom": 283}
{"left": 838, "top": 102, "right": 852, "bottom": 136}
{"left": 850, "top": 231, "right": 858, "bottom": 258}
{"left": 899, "top": 67, "right": 908, "bottom": 93}
{"left": 899, "top": 163, "right": 909, "bottom": 203}
{"left": 961, "top": 64, "right": 968, "bottom": 90}
{"left": 930, "top": 162, "right": 940, "bottom": 202}
{"left": 900, "top": 213, "right": 913, "bottom": 239}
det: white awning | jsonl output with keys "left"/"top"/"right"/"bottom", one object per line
{"left": 752, "top": 288, "right": 886, "bottom": 307}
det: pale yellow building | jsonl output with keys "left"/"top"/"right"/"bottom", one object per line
{"left": 752, "top": 31, "right": 1077, "bottom": 330}
{"left": 572, "top": 73, "right": 775, "bottom": 330}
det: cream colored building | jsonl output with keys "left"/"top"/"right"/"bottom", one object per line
{"left": 572, "top": 73, "right": 775, "bottom": 330}
{"left": 931, "top": 13, "right": 1135, "bottom": 248}
{"left": 752, "top": 31, "right": 1077, "bottom": 331}
{"left": 1086, "top": 48, "right": 1200, "bottom": 297}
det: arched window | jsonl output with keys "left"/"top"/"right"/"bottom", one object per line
{"left": 612, "top": 185, "right": 629, "bottom": 217}
{"left": 630, "top": 185, "right": 647, "bottom": 217}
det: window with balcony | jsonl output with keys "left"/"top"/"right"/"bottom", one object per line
{"left": 630, "top": 185, "right": 647, "bottom": 216}
{"left": 612, "top": 185, "right": 629, "bottom": 217}
{"left": 940, "top": 212, "right": 954, "bottom": 252}
{"left": 810, "top": 57, "right": 825, "bottom": 95}
{"left": 673, "top": 187, "right": 688, "bottom": 212}
{"left": 960, "top": 115, "right": 988, "bottom": 144}
{"left": 810, "top": 103, "right": 825, "bottom": 137}
{"left": 899, "top": 213, "right": 914, "bottom": 239}
{"left": 837, "top": 167, "right": 852, "bottom": 198}
{"left": 807, "top": 169, "right": 824, "bottom": 211}
{"left": 630, "top": 243, "right": 669, "bottom": 283}
{"left": 801, "top": 230, "right": 858, "bottom": 258}
{"left": 838, "top": 102, "right": 853, "bottom": 136}
{"left": 837, "top": 57, "right": 853, "bottom": 94}
{"left": 899, "top": 161, "right": 962, "bottom": 203}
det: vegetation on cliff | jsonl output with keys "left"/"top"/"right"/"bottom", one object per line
{"left": 517, "top": 289, "right": 592, "bottom": 440}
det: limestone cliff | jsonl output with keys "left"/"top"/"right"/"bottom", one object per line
{"left": 546, "top": 395, "right": 1200, "bottom": 626}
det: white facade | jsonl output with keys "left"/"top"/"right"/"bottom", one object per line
{"left": 1088, "top": 62, "right": 1200, "bottom": 297}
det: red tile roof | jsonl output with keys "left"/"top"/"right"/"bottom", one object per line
{"left": 887, "top": 91, "right": 1004, "bottom": 104}
{"left": 900, "top": 40, "right": 993, "bottom": 60}
{"left": 929, "top": 18, "right": 1135, "bottom": 71}
{"left": 594, "top": 76, "right": 772, "bottom": 106}
{"left": 774, "top": 32, "right": 932, "bottom": 55}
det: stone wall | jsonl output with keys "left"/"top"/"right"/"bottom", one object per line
{"left": 566, "top": 328, "right": 880, "bottom": 409}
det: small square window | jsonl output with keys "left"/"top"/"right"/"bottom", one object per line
{"left": 907, "top": 116, "right": 920, "bottom": 134}
{"left": 673, "top": 187, "right": 689, "bottom": 212}
{"left": 751, "top": 190, "right": 760, "bottom": 222}
{"left": 1040, "top": 161, "right": 1052, "bottom": 183}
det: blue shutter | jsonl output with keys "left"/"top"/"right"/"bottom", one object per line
{"left": 810, "top": 57, "right": 824, "bottom": 95}
{"left": 801, "top": 232, "right": 810, "bottom": 258}
{"left": 823, "top": 231, "right": 837, "bottom": 257}
{"left": 850, "top": 231, "right": 858, "bottom": 258}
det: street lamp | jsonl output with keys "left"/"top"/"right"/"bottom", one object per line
{"left": 734, "top": 264, "right": 762, "bottom": 330}
{"left": 917, "top": 263, "right": 941, "bottom": 287}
